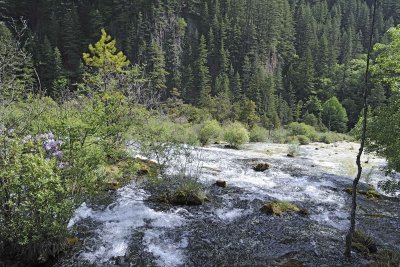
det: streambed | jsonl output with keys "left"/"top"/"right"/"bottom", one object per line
{"left": 58, "top": 141, "right": 400, "bottom": 266}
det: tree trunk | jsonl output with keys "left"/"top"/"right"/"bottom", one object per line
{"left": 344, "top": 0, "right": 378, "bottom": 257}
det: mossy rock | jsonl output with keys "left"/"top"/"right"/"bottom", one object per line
{"left": 65, "top": 237, "right": 79, "bottom": 247}
{"left": 253, "top": 163, "right": 271, "bottom": 172}
{"left": 352, "top": 230, "right": 378, "bottom": 254}
{"left": 136, "top": 159, "right": 159, "bottom": 176}
{"left": 365, "top": 189, "right": 381, "bottom": 199}
{"left": 343, "top": 188, "right": 381, "bottom": 200}
{"left": 215, "top": 180, "right": 227, "bottom": 188}
{"left": 260, "top": 201, "right": 308, "bottom": 216}
{"left": 170, "top": 191, "right": 206, "bottom": 206}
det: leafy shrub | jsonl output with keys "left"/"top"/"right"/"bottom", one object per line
{"left": 269, "top": 128, "right": 289, "bottom": 143}
{"left": 199, "top": 119, "right": 222, "bottom": 145}
{"left": 249, "top": 125, "right": 268, "bottom": 142}
{"left": 288, "top": 122, "right": 318, "bottom": 141}
{"left": 0, "top": 131, "right": 73, "bottom": 260}
{"left": 223, "top": 122, "right": 249, "bottom": 148}
{"left": 319, "top": 133, "right": 334, "bottom": 144}
{"left": 297, "top": 135, "right": 310, "bottom": 145}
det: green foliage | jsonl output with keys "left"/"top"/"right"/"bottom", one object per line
{"left": 199, "top": 120, "right": 222, "bottom": 146}
{"left": 297, "top": 135, "right": 310, "bottom": 145}
{"left": 367, "top": 95, "right": 400, "bottom": 172}
{"left": 223, "top": 122, "right": 249, "bottom": 149}
{"left": 322, "top": 97, "right": 348, "bottom": 133}
{"left": 249, "top": 125, "right": 268, "bottom": 142}
{"left": 83, "top": 28, "right": 129, "bottom": 72}
{"left": 373, "top": 25, "right": 400, "bottom": 91}
{"left": 82, "top": 29, "right": 130, "bottom": 91}
{"left": 288, "top": 122, "right": 318, "bottom": 141}
{"left": 0, "top": 133, "right": 73, "bottom": 248}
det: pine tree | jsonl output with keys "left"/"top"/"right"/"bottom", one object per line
{"left": 195, "top": 35, "right": 212, "bottom": 107}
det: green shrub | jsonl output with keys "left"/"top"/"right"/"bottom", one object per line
{"left": 199, "top": 119, "right": 222, "bottom": 145}
{"left": 223, "top": 122, "right": 249, "bottom": 148}
{"left": 270, "top": 128, "right": 289, "bottom": 143}
{"left": 285, "top": 135, "right": 299, "bottom": 144}
{"left": 0, "top": 132, "right": 73, "bottom": 259}
{"left": 319, "top": 133, "right": 334, "bottom": 144}
{"left": 297, "top": 135, "right": 310, "bottom": 145}
{"left": 288, "top": 122, "right": 318, "bottom": 141}
{"left": 249, "top": 125, "right": 268, "bottom": 142}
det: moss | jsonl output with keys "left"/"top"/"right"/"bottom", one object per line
{"left": 368, "top": 249, "right": 400, "bottom": 266}
{"left": 65, "top": 237, "right": 79, "bottom": 247}
{"left": 352, "top": 230, "right": 377, "bottom": 254}
{"left": 343, "top": 187, "right": 381, "bottom": 200}
{"left": 253, "top": 163, "right": 271, "bottom": 172}
{"left": 154, "top": 180, "right": 208, "bottom": 206}
{"left": 260, "top": 201, "right": 308, "bottom": 216}
{"left": 366, "top": 189, "right": 381, "bottom": 199}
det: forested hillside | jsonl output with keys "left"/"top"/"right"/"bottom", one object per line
{"left": 2, "top": 0, "right": 399, "bottom": 130}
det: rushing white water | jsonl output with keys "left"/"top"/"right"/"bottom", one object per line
{"left": 68, "top": 141, "right": 398, "bottom": 266}
{"left": 68, "top": 185, "right": 187, "bottom": 265}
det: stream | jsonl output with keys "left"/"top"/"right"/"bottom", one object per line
{"left": 58, "top": 141, "right": 400, "bottom": 266}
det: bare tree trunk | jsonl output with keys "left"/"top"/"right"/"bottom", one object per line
{"left": 344, "top": 0, "right": 378, "bottom": 257}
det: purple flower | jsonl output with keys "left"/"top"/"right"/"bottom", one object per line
{"left": 52, "top": 151, "right": 64, "bottom": 159}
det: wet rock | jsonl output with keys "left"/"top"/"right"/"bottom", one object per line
{"left": 215, "top": 180, "right": 227, "bottom": 188}
{"left": 277, "top": 259, "right": 308, "bottom": 267}
{"left": 352, "top": 230, "right": 377, "bottom": 254}
{"left": 287, "top": 153, "right": 295, "bottom": 158}
{"left": 253, "top": 163, "right": 271, "bottom": 172}
{"left": 260, "top": 201, "right": 308, "bottom": 216}
{"left": 171, "top": 192, "right": 205, "bottom": 206}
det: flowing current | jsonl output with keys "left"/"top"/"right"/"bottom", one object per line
{"left": 60, "top": 142, "right": 400, "bottom": 266}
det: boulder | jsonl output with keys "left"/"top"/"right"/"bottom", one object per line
{"left": 253, "top": 163, "right": 271, "bottom": 172}
{"left": 260, "top": 201, "right": 308, "bottom": 216}
{"left": 215, "top": 180, "right": 227, "bottom": 188}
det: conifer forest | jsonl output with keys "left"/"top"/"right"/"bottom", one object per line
{"left": 1, "top": 0, "right": 400, "bottom": 266}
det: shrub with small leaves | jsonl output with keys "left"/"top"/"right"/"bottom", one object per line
{"left": 223, "top": 122, "right": 249, "bottom": 149}
{"left": 199, "top": 119, "right": 222, "bottom": 146}
{"left": 249, "top": 125, "right": 268, "bottom": 142}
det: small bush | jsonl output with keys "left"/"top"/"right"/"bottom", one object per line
{"left": 319, "top": 133, "right": 334, "bottom": 144}
{"left": 249, "top": 125, "right": 268, "bottom": 142}
{"left": 287, "top": 143, "right": 300, "bottom": 157}
{"left": 270, "top": 128, "right": 288, "bottom": 143}
{"left": 297, "top": 135, "right": 310, "bottom": 145}
{"left": 199, "top": 119, "right": 222, "bottom": 146}
{"left": 288, "top": 122, "right": 318, "bottom": 141}
{"left": 223, "top": 122, "right": 249, "bottom": 149}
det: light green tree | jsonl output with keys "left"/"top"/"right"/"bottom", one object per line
{"left": 322, "top": 96, "right": 348, "bottom": 132}
{"left": 83, "top": 28, "right": 130, "bottom": 91}
{"left": 372, "top": 25, "right": 400, "bottom": 91}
